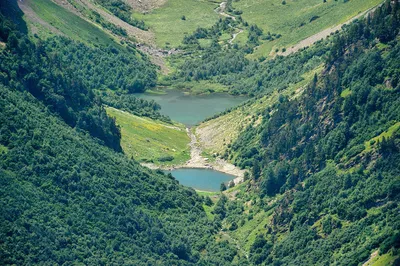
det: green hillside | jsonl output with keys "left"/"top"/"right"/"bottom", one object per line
{"left": 106, "top": 107, "right": 190, "bottom": 165}
{"left": 27, "top": 0, "right": 116, "bottom": 46}
{"left": 233, "top": 0, "right": 383, "bottom": 56}
{"left": 1, "top": 0, "right": 400, "bottom": 265}
{"left": 202, "top": 2, "right": 400, "bottom": 264}
{"left": 0, "top": 13, "right": 234, "bottom": 264}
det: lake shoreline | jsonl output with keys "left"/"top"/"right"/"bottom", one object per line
{"left": 141, "top": 127, "right": 245, "bottom": 185}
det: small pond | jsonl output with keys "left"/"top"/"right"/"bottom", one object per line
{"left": 136, "top": 89, "right": 248, "bottom": 126}
{"left": 165, "top": 168, "right": 235, "bottom": 191}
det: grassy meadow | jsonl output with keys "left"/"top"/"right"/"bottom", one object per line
{"left": 106, "top": 107, "right": 190, "bottom": 165}
{"left": 133, "top": 0, "right": 221, "bottom": 47}
{"left": 233, "top": 0, "right": 383, "bottom": 57}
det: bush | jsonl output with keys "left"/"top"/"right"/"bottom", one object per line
{"left": 158, "top": 155, "right": 174, "bottom": 162}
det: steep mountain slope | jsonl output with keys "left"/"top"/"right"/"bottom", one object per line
{"left": 0, "top": 86, "right": 208, "bottom": 264}
{"left": 0, "top": 12, "right": 238, "bottom": 265}
{"left": 203, "top": 1, "right": 400, "bottom": 264}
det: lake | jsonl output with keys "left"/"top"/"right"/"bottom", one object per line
{"left": 137, "top": 89, "right": 248, "bottom": 126}
{"left": 165, "top": 168, "right": 235, "bottom": 191}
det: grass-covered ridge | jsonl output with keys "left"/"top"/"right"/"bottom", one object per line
{"left": 27, "top": 0, "right": 116, "bottom": 46}
{"left": 106, "top": 107, "right": 190, "bottom": 165}
{"left": 233, "top": 0, "right": 383, "bottom": 56}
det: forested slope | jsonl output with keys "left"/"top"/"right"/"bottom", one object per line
{"left": 0, "top": 12, "right": 236, "bottom": 265}
{"left": 215, "top": 1, "right": 400, "bottom": 264}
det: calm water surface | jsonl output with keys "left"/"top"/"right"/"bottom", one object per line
{"left": 165, "top": 168, "right": 235, "bottom": 191}
{"left": 137, "top": 90, "right": 248, "bottom": 126}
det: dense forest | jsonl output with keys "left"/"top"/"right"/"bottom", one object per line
{"left": 221, "top": 1, "right": 400, "bottom": 264}
{"left": 0, "top": 11, "right": 238, "bottom": 265}
{"left": 0, "top": 13, "right": 159, "bottom": 150}
{"left": 0, "top": 86, "right": 239, "bottom": 264}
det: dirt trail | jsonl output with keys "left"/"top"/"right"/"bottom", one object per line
{"left": 124, "top": 0, "right": 167, "bottom": 13}
{"left": 215, "top": 1, "right": 243, "bottom": 45}
{"left": 229, "top": 29, "right": 243, "bottom": 44}
{"left": 277, "top": 6, "right": 378, "bottom": 56}
{"left": 215, "top": 1, "right": 236, "bottom": 20}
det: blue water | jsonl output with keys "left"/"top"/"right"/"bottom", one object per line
{"left": 136, "top": 89, "right": 248, "bottom": 126}
{"left": 165, "top": 168, "right": 235, "bottom": 191}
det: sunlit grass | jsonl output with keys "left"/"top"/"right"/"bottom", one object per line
{"left": 106, "top": 107, "right": 190, "bottom": 165}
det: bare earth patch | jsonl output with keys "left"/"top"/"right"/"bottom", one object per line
{"left": 124, "top": 0, "right": 168, "bottom": 13}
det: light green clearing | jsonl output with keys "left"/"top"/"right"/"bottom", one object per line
{"left": 197, "top": 190, "right": 220, "bottom": 197}
{"left": 106, "top": 107, "right": 190, "bottom": 166}
{"left": 232, "top": 209, "right": 272, "bottom": 252}
{"left": 133, "top": 0, "right": 221, "bottom": 48}
{"left": 28, "top": 0, "right": 115, "bottom": 47}
{"left": 364, "top": 122, "right": 400, "bottom": 152}
{"left": 364, "top": 251, "right": 400, "bottom": 266}
{"left": 203, "top": 204, "right": 215, "bottom": 220}
{"left": 233, "top": 0, "right": 383, "bottom": 56}
{"left": 341, "top": 88, "right": 352, "bottom": 98}
{"left": 0, "top": 144, "right": 8, "bottom": 154}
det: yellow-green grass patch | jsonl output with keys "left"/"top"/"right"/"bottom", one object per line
{"left": 364, "top": 122, "right": 400, "bottom": 152}
{"left": 341, "top": 88, "right": 352, "bottom": 98}
{"left": 106, "top": 107, "right": 190, "bottom": 165}
{"left": 28, "top": 0, "right": 116, "bottom": 47}
{"left": 366, "top": 252, "right": 400, "bottom": 266}
{"left": 0, "top": 144, "right": 8, "bottom": 154}
{"left": 203, "top": 204, "right": 215, "bottom": 220}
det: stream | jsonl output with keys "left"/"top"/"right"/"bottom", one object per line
{"left": 137, "top": 89, "right": 248, "bottom": 190}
